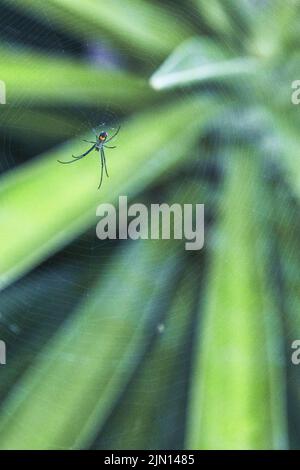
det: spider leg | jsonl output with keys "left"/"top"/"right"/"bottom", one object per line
{"left": 101, "top": 147, "right": 109, "bottom": 177}
{"left": 98, "top": 151, "right": 104, "bottom": 189}
{"left": 82, "top": 140, "right": 97, "bottom": 144}
{"left": 105, "top": 125, "right": 121, "bottom": 143}
{"left": 73, "top": 144, "right": 97, "bottom": 158}
{"left": 104, "top": 145, "right": 116, "bottom": 149}
{"left": 58, "top": 157, "right": 84, "bottom": 164}
{"left": 58, "top": 144, "right": 96, "bottom": 164}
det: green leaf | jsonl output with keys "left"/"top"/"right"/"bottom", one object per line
{"left": 0, "top": 47, "right": 154, "bottom": 107}
{"left": 0, "top": 97, "right": 219, "bottom": 290}
{"left": 0, "top": 239, "right": 180, "bottom": 449}
{"left": 194, "top": 0, "right": 255, "bottom": 39}
{"left": 272, "top": 184, "right": 300, "bottom": 448}
{"left": 10, "top": 0, "right": 192, "bottom": 60}
{"left": 0, "top": 108, "right": 82, "bottom": 142}
{"left": 249, "top": 0, "right": 298, "bottom": 60}
{"left": 95, "top": 263, "right": 198, "bottom": 450}
{"left": 93, "top": 181, "right": 204, "bottom": 450}
{"left": 150, "top": 37, "right": 258, "bottom": 90}
{"left": 186, "top": 150, "right": 288, "bottom": 449}
{"left": 266, "top": 115, "right": 300, "bottom": 202}
{"left": 0, "top": 231, "right": 117, "bottom": 402}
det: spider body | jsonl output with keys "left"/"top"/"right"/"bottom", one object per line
{"left": 58, "top": 126, "right": 120, "bottom": 189}
{"left": 98, "top": 131, "right": 108, "bottom": 143}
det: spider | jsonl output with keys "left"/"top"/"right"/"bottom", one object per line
{"left": 58, "top": 126, "right": 120, "bottom": 189}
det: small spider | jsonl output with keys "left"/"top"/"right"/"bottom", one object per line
{"left": 58, "top": 126, "right": 120, "bottom": 189}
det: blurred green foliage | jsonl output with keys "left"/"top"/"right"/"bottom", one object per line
{"left": 0, "top": 0, "right": 299, "bottom": 450}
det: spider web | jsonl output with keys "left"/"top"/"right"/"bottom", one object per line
{"left": 0, "top": 0, "right": 238, "bottom": 450}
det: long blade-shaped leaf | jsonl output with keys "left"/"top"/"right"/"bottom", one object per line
{"left": 150, "top": 37, "right": 258, "bottom": 90}
{"left": 10, "top": 0, "right": 192, "bottom": 60}
{"left": 95, "top": 264, "right": 198, "bottom": 450}
{"left": 186, "top": 150, "right": 287, "bottom": 449}
{"left": 0, "top": 47, "right": 153, "bottom": 107}
{"left": 94, "top": 182, "right": 204, "bottom": 450}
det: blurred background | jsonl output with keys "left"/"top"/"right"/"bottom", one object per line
{"left": 0, "top": 0, "right": 300, "bottom": 450}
